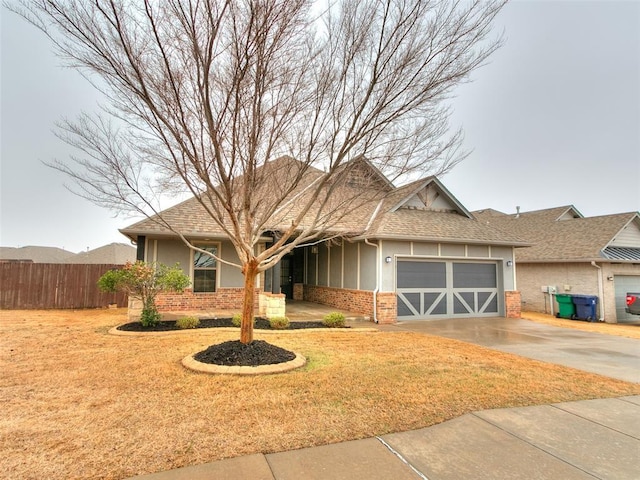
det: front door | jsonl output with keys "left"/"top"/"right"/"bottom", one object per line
{"left": 280, "top": 255, "right": 293, "bottom": 299}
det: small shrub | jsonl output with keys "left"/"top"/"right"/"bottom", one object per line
{"left": 140, "top": 305, "right": 161, "bottom": 327}
{"left": 323, "top": 312, "right": 346, "bottom": 328}
{"left": 176, "top": 316, "right": 200, "bottom": 329}
{"left": 269, "top": 316, "right": 290, "bottom": 330}
{"left": 232, "top": 313, "right": 255, "bottom": 327}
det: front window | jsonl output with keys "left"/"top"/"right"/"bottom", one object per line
{"left": 193, "top": 245, "right": 218, "bottom": 292}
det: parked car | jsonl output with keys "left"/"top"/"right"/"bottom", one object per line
{"left": 626, "top": 293, "right": 640, "bottom": 315}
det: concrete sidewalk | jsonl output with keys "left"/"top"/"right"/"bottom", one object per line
{"left": 129, "top": 396, "right": 640, "bottom": 480}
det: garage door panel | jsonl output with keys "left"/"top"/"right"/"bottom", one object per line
{"left": 397, "top": 292, "right": 420, "bottom": 317}
{"left": 425, "top": 292, "right": 447, "bottom": 315}
{"left": 397, "top": 260, "right": 500, "bottom": 320}
{"left": 479, "top": 291, "right": 499, "bottom": 314}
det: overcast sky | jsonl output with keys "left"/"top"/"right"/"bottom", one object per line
{"left": 1, "top": 1, "right": 639, "bottom": 253}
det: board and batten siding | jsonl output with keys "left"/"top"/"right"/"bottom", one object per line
{"left": 305, "top": 239, "right": 516, "bottom": 293}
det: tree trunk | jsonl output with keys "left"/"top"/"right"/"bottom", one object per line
{"left": 240, "top": 259, "right": 259, "bottom": 344}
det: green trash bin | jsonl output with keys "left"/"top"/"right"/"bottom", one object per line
{"left": 555, "top": 294, "right": 575, "bottom": 319}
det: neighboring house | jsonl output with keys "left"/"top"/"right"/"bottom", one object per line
{"left": 474, "top": 206, "right": 640, "bottom": 323}
{"left": 67, "top": 243, "right": 136, "bottom": 264}
{"left": 0, "top": 243, "right": 136, "bottom": 265}
{"left": 120, "top": 157, "right": 527, "bottom": 323}
{"left": 0, "top": 246, "right": 76, "bottom": 263}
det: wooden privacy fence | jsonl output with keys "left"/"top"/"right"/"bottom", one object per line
{"left": 0, "top": 263, "right": 128, "bottom": 309}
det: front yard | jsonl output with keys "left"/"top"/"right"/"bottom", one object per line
{"left": 2, "top": 309, "right": 639, "bottom": 480}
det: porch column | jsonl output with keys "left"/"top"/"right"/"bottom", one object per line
{"left": 272, "top": 261, "right": 281, "bottom": 294}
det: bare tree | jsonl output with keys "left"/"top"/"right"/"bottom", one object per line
{"left": 14, "top": 0, "right": 506, "bottom": 344}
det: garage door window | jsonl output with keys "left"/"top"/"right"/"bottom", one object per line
{"left": 397, "top": 261, "right": 446, "bottom": 288}
{"left": 453, "top": 263, "right": 496, "bottom": 288}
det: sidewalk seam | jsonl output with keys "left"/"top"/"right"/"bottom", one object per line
{"left": 263, "top": 453, "right": 278, "bottom": 480}
{"left": 470, "top": 412, "right": 599, "bottom": 479}
{"left": 550, "top": 402, "right": 640, "bottom": 440}
{"left": 376, "top": 436, "right": 429, "bottom": 480}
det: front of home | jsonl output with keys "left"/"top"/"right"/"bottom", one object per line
{"left": 120, "top": 159, "right": 527, "bottom": 323}
{"left": 475, "top": 206, "right": 640, "bottom": 323}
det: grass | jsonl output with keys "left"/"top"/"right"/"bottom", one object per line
{"left": 2, "top": 309, "right": 639, "bottom": 480}
{"left": 522, "top": 311, "right": 640, "bottom": 339}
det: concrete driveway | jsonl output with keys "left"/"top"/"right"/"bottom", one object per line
{"left": 382, "top": 317, "right": 640, "bottom": 383}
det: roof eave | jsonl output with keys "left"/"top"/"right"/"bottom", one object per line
{"left": 354, "top": 233, "right": 530, "bottom": 247}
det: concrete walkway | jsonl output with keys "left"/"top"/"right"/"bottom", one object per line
{"left": 129, "top": 396, "right": 640, "bottom": 480}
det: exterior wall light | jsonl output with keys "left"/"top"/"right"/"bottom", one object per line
{"left": 506, "top": 260, "right": 513, "bottom": 267}
{"left": 385, "top": 256, "right": 392, "bottom": 263}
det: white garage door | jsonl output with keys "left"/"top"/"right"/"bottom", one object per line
{"left": 396, "top": 260, "right": 501, "bottom": 320}
{"left": 614, "top": 275, "right": 640, "bottom": 323}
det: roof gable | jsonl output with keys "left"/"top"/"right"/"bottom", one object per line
{"left": 390, "top": 177, "right": 472, "bottom": 218}
{"left": 607, "top": 214, "right": 640, "bottom": 248}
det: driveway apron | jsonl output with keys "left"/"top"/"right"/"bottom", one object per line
{"left": 384, "top": 317, "right": 640, "bottom": 383}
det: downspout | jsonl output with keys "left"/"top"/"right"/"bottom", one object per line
{"left": 591, "top": 261, "right": 605, "bottom": 321}
{"left": 364, "top": 238, "right": 379, "bottom": 323}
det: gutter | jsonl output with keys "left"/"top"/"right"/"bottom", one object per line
{"left": 591, "top": 261, "right": 605, "bottom": 321}
{"left": 364, "top": 238, "right": 379, "bottom": 323}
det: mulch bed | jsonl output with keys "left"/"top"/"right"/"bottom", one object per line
{"left": 116, "top": 317, "right": 347, "bottom": 366}
{"left": 116, "top": 317, "right": 347, "bottom": 332}
{"left": 193, "top": 340, "right": 296, "bottom": 366}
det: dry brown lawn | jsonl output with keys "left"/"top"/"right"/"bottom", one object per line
{"left": 522, "top": 311, "right": 640, "bottom": 339}
{"left": 2, "top": 309, "right": 639, "bottom": 480}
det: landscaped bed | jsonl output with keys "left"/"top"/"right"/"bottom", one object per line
{"left": 117, "top": 317, "right": 342, "bottom": 332}
{"left": 3, "top": 308, "right": 640, "bottom": 480}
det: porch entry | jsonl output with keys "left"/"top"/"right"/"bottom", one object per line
{"left": 396, "top": 259, "right": 500, "bottom": 320}
{"left": 265, "top": 248, "right": 304, "bottom": 299}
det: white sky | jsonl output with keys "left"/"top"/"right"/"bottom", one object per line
{"left": 1, "top": 0, "right": 639, "bottom": 253}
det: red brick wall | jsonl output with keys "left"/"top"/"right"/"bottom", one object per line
{"left": 302, "top": 285, "right": 399, "bottom": 323}
{"left": 505, "top": 290, "right": 521, "bottom": 318}
{"left": 376, "top": 292, "right": 397, "bottom": 324}
{"left": 303, "top": 285, "right": 374, "bottom": 318}
{"left": 155, "top": 288, "right": 261, "bottom": 312}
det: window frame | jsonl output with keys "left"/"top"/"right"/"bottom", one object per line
{"left": 191, "top": 243, "right": 220, "bottom": 293}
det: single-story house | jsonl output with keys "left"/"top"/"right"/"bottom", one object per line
{"left": 120, "top": 158, "right": 528, "bottom": 323}
{"left": 474, "top": 206, "right": 640, "bottom": 323}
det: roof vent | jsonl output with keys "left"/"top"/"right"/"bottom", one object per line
{"left": 515, "top": 206, "right": 520, "bottom": 218}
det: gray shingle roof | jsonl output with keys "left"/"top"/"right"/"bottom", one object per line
{"left": 67, "top": 243, "right": 136, "bottom": 264}
{"left": 121, "top": 158, "right": 528, "bottom": 247}
{"left": 0, "top": 246, "right": 76, "bottom": 263}
{"left": 474, "top": 207, "right": 640, "bottom": 262}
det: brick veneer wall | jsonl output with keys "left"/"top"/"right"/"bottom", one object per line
{"left": 155, "top": 288, "right": 261, "bottom": 312}
{"left": 303, "top": 285, "right": 374, "bottom": 318}
{"left": 505, "top": 290, "right": 521, "bottom": 318}
{"left": 302, "top": 285, "right": 399, "bottom": 324}
{"left": 375, "top": 292, "right": 397, "bottom": 324}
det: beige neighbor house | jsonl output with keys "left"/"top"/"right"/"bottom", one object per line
{"left": 474, "top": 206, "right": 640, "bottom": 323}
{"left": 120, "top": 158, "right": 528, "bottom": 323}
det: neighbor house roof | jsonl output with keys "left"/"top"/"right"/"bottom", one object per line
{"left": 121, "top": 157, "right": 528, "bottom": 247}
{"left": 0, "top": 246, "right": 76, "bottom": 263}
{"left": 67, "top": 243, "right": 136, "bottom": 264}
{"left": 473, "top": 207, "right": 640, "bottom": 263}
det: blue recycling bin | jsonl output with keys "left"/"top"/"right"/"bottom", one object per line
{"left": 571, "top": 295, "right": 598, "bottom": 322}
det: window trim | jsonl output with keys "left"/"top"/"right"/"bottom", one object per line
{"left": 191, "top": 243, "right": 220, "bottom": 293}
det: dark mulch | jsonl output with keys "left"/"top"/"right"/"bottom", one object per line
{"left": 116, "top": 317, "right": 348, "bottom": 332}
{"left": 193, "top": 340, "right": 296, "bottom": 366}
